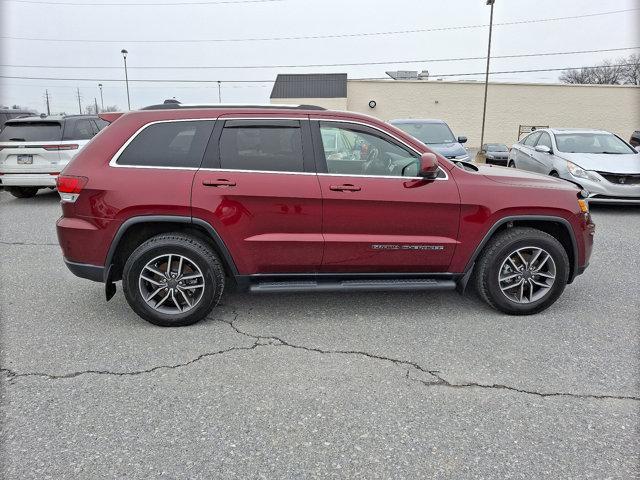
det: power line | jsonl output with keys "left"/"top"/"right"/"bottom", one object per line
{"left": 1, "top": 63, "right": 634, "bottom": 84}
{"left": 2, "top": 8, "right": 637, "bottom": 43}
{"left": 5, "top": 0, "right": 284, "bottom": 5}
{"left": 2, "top": 46, "right": 637, "bottom": 70}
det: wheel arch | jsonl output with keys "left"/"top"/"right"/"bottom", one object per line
{"left": 105, "top": 216, "right": 239, "bottom": 283}
{"left": 463, "top": 215, "right": 578, "bottom": 285}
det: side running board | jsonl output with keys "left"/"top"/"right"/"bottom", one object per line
{"left": 250, "top": 278, "right": 456, "bottom": 294}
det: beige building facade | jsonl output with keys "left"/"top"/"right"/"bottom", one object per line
{"left": 272, "top": 78, "right": 639, "bottom": 148}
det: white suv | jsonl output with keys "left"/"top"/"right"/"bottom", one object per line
{"left": 0, "top": 115, "right": 108, "bottom": 198}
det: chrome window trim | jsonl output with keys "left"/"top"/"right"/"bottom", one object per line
{"left": 108, "top": 115, "right": 449, "bottom": 180}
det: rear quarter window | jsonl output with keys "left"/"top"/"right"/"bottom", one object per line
{"left": 116, "top": 120, "right": 214, "bottom": 168}
{"left": 0, "top": 122, "right": 62, "bottom": 141}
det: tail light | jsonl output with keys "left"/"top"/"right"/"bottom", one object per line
{"left": 56, "top": 175, "right": 87, "bottom": 203}
{"left": 44, "top": 144, "right": 79, "bottom": 151}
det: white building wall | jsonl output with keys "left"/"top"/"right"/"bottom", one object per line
{"left": 345, "top": 80, "right": 640, "bottom": 148}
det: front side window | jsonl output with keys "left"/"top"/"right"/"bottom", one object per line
{"left": 523, "top": 131, "right": 541, "bottom": 146}
{"left": 555, "top": 133, "right": 637, "bottom": 154}
{"left": 320, "top": 123, "right": 420, "bottom": 177}
{"left": 536, "top": 132, "right": 553, "bottom": 149}
{"left": 117, "top": 120, "right": 213, "bottom": 168}
{"left": 219, "top": 123, "right": 303, "bottom": 172}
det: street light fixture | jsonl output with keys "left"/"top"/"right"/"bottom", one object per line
{"left": 121, "top": 49, "right": 131, "bottom": 110}
{"left": 98, "top": 83, "right": 104, "bottom": 111}
{"left": 479, "top": 0, "right": 495, "bottom": 151}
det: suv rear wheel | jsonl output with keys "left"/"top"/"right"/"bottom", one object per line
{"left": 7, "top": 186, "right": 39, "bottom": 198}
{"left": 122, "top": 233, "right": 225, "bottom": 327}
{"left": 474, "top": 227, "right": 570, "bottom": 315}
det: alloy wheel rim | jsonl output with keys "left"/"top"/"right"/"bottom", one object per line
{"left": 138, "top": 254, "right": 205, "bottom": 314}
{"left": 498, "top": 246, "right": 556, "bottom": 304}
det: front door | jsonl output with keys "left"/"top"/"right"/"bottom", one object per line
{"left": 191, "top": 116, "right": 323, "bottom": 274}
{"left": 312, "top": 120, "right": 460, "bottom": 273}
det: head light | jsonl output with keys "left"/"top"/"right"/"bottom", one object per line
{"left": 566, "top": 161, "right": 600, "bottom": 182}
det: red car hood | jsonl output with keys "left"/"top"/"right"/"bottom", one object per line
{"left": 477, "top": 164, "right": 579, "bottom": 191}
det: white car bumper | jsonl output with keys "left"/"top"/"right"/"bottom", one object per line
{"left": 0, "top": 173, "right": 58, "bottom": 187}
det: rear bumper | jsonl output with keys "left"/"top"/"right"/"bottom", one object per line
{"left": 0, "top": 173, "right": 58, "bottom": 187}
{"left": 64, "top": 258, "right": 105, "bottom": 282}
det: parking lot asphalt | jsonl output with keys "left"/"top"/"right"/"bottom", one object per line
{"left": 1, "top": 189, "right": 638, "bottom": 479}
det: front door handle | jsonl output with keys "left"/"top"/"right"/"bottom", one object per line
{"left": 202, "top": 179, "right": 236, "bottom": 187}
{"left": 329, "top": 184, "right": 361, "bottom": 192}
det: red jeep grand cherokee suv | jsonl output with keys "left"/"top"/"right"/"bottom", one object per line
{"left": 56, "top": 104, "right": 594, "bottom": 326}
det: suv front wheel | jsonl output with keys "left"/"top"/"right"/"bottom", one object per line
{"left": 122, "top": 233, "right": 225, "bottom": 327}
{"left": 474, "top": 227, "right": 570, "bottom": 315}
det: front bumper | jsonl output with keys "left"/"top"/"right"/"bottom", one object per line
{"left": 0, "top": 173, "right": 58, "bottom": 187}
{"left": 563, "top": 174, "right": 640, "bottom": 205}
{"left": 586, "top": 196, "right": 640, "bottom": 205}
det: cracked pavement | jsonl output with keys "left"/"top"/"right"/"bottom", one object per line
{"left": 1, "top": 190, "right": 639, "bottom": 479}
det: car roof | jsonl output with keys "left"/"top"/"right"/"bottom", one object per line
{"left": 547, "top": 128, "right": 613, "bottom": 135}
{"left": 4, "top": 114, "right": 98, "bottom": 124}
{"left": 390, "top": 119, "right": 447, "bottom": 124}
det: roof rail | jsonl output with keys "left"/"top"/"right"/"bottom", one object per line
{"left": 140, "top": 102, "right": 326, "bottom": 111}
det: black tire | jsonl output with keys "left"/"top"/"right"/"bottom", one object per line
{"left": 7, "top": 187, "right": 39, "bottom": 198}
{"left": 549, "top": 171, "right": 560, "bottom": 177}
{"left": 474, "top": 227, "right": 570, "bottom": 315}
{"left": 122, "top": 233, "right": 225, "bottom": 327}
{"left": 508, "top": 161, "right": 516, "bottom": 168}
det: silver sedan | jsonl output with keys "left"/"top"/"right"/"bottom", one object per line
{"left": 508, "top": 128, "right": 640, "bottom": 204}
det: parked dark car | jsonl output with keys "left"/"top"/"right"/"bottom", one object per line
{"left": 0, "top": 108, "right": 37, "bottom": 130}
{"left": 477, "top": 143, "right": 510, "bottom": 166}
{"left": 57, "top": 103, "right": 594, "bottom": 326}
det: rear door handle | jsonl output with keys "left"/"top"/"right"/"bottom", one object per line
{"left": 202, "top": 179, "right": 236, "bottom": 187}
{"left": 329, "top": 184, "right": 361, "bottom": 192}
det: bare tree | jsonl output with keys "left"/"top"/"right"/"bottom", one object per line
{"left": 84, "top": 104, "right": 98, "bottom": 115}
{"left": 559, "top": 54, "right": 640, "bottom": 85}
{"left": 103, "top": 105, "right": 120, "bottom": 112}
{"left": 621, "top": 53, "right": 640, "bottom": 85}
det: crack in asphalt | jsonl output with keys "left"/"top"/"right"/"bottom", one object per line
{"left": 0, "top": 241, "right": 59, "bottom": 246}
{"left": 1, "top": 310, "right": 638, "bottom": 403}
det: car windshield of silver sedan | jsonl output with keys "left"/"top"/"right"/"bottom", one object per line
{"left": 396, "top": 123, "right": 455, "bottom": 144}
{"left": 555, "top": 133, "right": 637, "bottom": 155}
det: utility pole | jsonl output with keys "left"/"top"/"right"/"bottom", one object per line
{"left": 94, "top": 97, "right": 99, "bottom": 114}
{"left": 98, "top": 83, "right": 104, "bottom": 110}
{"left": 76, "top": 88, "right": 82, "bottom": 114}
{"left": 44, "top": 89, "right": 51, "bottom": 116}
{"left": 121, "top": 49, "right": 131, "bottom": 110}
{"left": 217, "top": 81, "right": 222, "bottom": 103}
{"left": 479, "top": 0, "right": 495, "bottom": 150}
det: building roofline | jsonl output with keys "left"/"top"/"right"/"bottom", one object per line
{"left": 348, "top": 79, "right": 640, "bottom": 88}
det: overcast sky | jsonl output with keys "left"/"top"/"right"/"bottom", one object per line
{"left": 1, "top": 0, "right": 638, "bottom": 114}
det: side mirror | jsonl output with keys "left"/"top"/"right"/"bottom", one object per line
{"left": 418, "top": 152, "right": 439, "bottom": 179}
{"left": 458, "top": 136, "right": 468, "bottom": 144}
{"left": 535, "top": 145, "right": 551, "bottom": 154}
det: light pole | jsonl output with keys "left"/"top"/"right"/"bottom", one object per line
{"left": 121, "top": 49, "right": 131, "bottom": 110}
{"left": 98, "top": 83, "right": 104, "bottom": 111}
{"left": 479, "top": 0, "right": 495, "bottom": 151}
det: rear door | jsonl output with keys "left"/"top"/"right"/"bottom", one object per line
{"left": 312, "top": 120, "right": 460, "bottom": 273}
{"left": 191, "top": 116, "right": 323, "bottom": 275}
{"left": 0, "top": 121, "right": 64, "bottom": 173}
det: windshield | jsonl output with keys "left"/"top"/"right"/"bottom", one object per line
{"left": 0, "top": 122, "right": 62, "bottom": 142}
{"left": 395, "top": 122, "right": 456, "bottom": 144}
{"left": 555, "top": 133, "right": 637, "bottom": 154}
{"left": 486, "top": 144, "right": 508, "bottom": 152}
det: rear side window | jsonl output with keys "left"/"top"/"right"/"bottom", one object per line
{"left": 94, "top": 118, "right": 110, "bottom": 131}
{"left": 0, "top": 122, "right": 62, "bottom": 141}
{"left": 63, "top": 119, "right": 96, "bottom": 140}
{"left": 219, "top": 121, "right": 303, "bottom": 172}
{"left": 117, "top": 121, "right": 214, "bottom": 168}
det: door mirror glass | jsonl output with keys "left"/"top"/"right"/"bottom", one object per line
{"left": 535, "top": 145, "right": 551, "bottom": 154}
{"left": 418, "top": 152, "right": 439, "bottom": 179}
{"left": 457, "top": 136, "right": 468, "bottom": 144}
